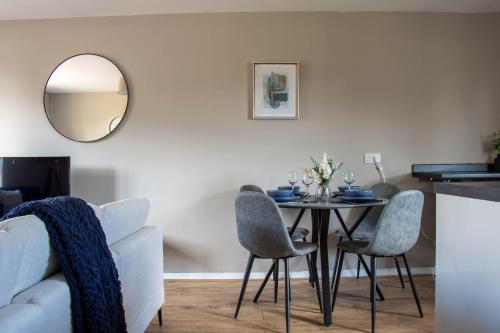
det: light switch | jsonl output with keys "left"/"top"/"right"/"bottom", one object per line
{"left": 364, "top": 153, "right": 382, "bottom": 164}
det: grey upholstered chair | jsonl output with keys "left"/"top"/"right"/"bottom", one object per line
{"left": 239, "top": 185, "right": 315, "bottom": 296}
{"left": 239, "top": 184, "right": 265, "bottom": 193}
{"left": 331, "top": 183, "right": 406, "bottom": 289}
{"left": 234, "top": 191, "right": 321, "bottom": 333}
{"left": 331, "top": 190, "right": 425, "bottom": 333}
{"left": 240, "top": 184, "right": 310, "bottom": 242}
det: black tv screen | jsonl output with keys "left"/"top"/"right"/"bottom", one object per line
{"left": 0, "top": 157, "right": 70, "bottom": 216}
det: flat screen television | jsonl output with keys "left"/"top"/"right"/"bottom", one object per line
{"left": 0, "top": 157, "right": 70, "bottom": 217}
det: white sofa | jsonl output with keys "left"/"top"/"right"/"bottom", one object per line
{"left": 0, "top": 198, "right": 164, "bottom": 333}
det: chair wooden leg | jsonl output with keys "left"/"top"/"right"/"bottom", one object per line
{"left": 289, "top": 271, "right": 292, "bottom": 302}
{"left": 253, "top": 260, "right": 275, "bottom": 303}
{"left": 304, "top": 237, "right": 314, "bottom": 287}
{"left": 358, "top": 255, "right": 385, "bottom": 301}
{"left": 305, "top": 253, "right": 314, "bottom": 287}
{"left": 402, "top": 254, "right": 424, "bottom": 318}
{"left": 274, "top": 260, "right": 279, "bottom": 303}
{"left": 356, "top": 258, "right": 361, "bottom": 279}
{"left": 331, "top": 250, "right": 345, "bottom": 312}
{"left": 394, "top": 256, "right": 405, "bottom": 289}
{"left": 371, "top": 256, "right": 377, "bottom": 333}
{"left": 311, "top": 252, "right": 323, "bottom": 313}
{"left": 284, "top": 258, "right": 291, "bottom": 333}
{"left": 157, "top": 308, "right": 163, "bottom": 326}
{"left": 234, "top": 253, "right": 255, "bottom": 319}
{"left": 330, "top": 243, "right": 341, "bottom": 290}
{"left": 288, "top": 265, "right": 292, "bottom": 302}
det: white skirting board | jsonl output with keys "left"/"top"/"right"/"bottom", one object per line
{"left": 163, "top": 267, "right": 435, "bottom": 280}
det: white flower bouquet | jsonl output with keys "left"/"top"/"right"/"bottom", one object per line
{"left": 310, "top": 153, "right": 343, "bottom": 186}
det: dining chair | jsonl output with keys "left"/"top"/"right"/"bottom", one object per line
{"left": 240, "top": 184, "right": 311, "bottom": 240}
{"left": 331, "top": 190, "right": 425, "bottom": 333}
{"left": 234, "top": 191, "right": 321, "bottom": 333}
{"left": 330, "top": 183, "right": 406, "bottom": 289}
{"left": 240, "top": 185, "right": 316, "bottom": 292}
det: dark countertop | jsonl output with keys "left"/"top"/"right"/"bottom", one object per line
{"left": 433, "top": 182, "right": 500, "bottom": 202}
{"left": 412, "top": 163, "right": 500, "bottom": 181}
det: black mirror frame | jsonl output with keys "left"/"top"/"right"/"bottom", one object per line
{"left": 43, "top": 53, "right": 130, "bottom": 143}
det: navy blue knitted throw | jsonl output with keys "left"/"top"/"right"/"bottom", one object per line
{"left": 1, "top": 196, "right": 127, "bottom": 333}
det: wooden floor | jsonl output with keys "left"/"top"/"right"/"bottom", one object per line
{"left": 146, "top": 275, "right": 435, "bottom": 333}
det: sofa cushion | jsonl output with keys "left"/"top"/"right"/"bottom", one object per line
{"left": 0, "top": 229, "right": 22, "bottom": 307}
{"left": 0, "top": 303, "right": 44, "bottom": 333}
{"left": 95, "top": 198, "right": 150, "bottom": 246}
{"left": 5, "top": 273, "right": 72, "bottom": 333}
{"left": 0, "top": 215, "right": 59, "bottom": 298}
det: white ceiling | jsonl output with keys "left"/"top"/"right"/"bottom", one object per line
{"left": 46, "top": 55, "right": 124, "bottom": 93}
{"left": 1, "top": 0, "right": 500, "bottom": 20}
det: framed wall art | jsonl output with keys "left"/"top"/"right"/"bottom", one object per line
{"left": 252, "top": 62, "right": 299, "bottom": 119}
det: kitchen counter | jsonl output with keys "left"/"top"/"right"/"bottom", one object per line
{"left": 434, "top": 181, "right": 500, "bottom": 333}
{"left": 433, "top": 181, "right": 500, "bottom": 202}
{"left": 412, "top": 163, "right": 500, "bottom": 182}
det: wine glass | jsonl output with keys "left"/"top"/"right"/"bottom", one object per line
{"left": 287, "top": 171, "right": 299, "bottom": 194}
{"left": 343, "top": 170, "right": 356, "bottom": 190}
{"left": 302, "top": 170, "right": 314, "bottom": 197}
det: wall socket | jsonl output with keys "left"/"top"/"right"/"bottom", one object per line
{"left": 364, "top": 153, "right": 382, "bottom": 164}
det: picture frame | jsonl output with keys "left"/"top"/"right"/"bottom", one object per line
{"left": 252, "top": 62, "right": 299, "bottom": 120}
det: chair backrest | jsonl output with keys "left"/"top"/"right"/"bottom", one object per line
{"left": 235, "top": 191, "right": 295, "bottom": 258}
{"left": 239, "top": 184, "right": 264, "bottom": 193}
{"left": 372, "top": 183, "right": 400, "bottom": 199}
{"left": 360, "top": 183, "right": 400, "bottom": 231}
{"left": 366, "top": 190, "right": 424, "bottom": 256}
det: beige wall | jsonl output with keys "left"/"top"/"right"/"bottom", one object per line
{"left": 0, "top": 12, "right": 499, "bottom": 274}
{"left": 45, "top": 92, "right": 127, "bottom": 141}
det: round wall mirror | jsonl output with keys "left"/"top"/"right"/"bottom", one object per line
{"left": 44, "top": 54, "right": 129, "bottom": 142}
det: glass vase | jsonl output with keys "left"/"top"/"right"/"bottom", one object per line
{"left": 316, "top": 183, "right": 331, "bottom": 202}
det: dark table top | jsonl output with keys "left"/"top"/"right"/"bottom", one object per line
{"left": 277, "top": 198, "right": 389, "bottom": 209}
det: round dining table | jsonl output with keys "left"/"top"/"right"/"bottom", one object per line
{"left": 277, "top": 197, "right": 389, "bottom": 326}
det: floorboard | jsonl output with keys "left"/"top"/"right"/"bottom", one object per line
{"left": 146, "top": 275, "right": 435, "bottom": 333}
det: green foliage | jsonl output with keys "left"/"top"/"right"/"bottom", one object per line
{"left": 310, "top": 157, "right": 320, "bottom": 174}
{"left": 492, "top": 132, "right": 500, "bottom": 152}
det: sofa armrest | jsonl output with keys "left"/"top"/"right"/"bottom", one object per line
{"left": 109, "top": 225, "right": 164, "bottom": 333}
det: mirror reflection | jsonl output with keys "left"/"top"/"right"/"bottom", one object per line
{"left": 44, "top": 54, "right": 128, "bottom": 142}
